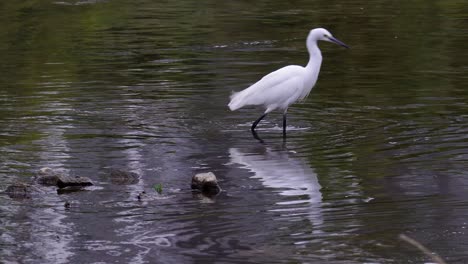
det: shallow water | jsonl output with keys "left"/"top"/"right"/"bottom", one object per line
{"left": 1, "top": 0, "right": 468, "bottom": 263}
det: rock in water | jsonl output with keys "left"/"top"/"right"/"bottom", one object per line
{"left": 36, "top": 167, "right": 93, "bottom": 189}
{"left": 191, "top": 172, "right": 221, "bottom": 195}
{"left": 56, "top": 175, "right": 93, "bottom": 189}
{"left": 57, "top": 186, "right": 87, "bottom": 195}
{"left": 35, "top": 167, "right": 61, "bottom": 186}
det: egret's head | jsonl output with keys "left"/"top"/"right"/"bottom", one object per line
{"left": 309, "top": 28, "right": 349, "bottom": 49}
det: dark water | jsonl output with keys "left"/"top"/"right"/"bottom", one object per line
{"left": 1, "top": 0, "right": 468, "bottom": 263}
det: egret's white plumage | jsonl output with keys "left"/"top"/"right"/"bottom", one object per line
{"left": 229, "top": 65, "right": 311, "bottom": 113}
{"left": 228, "top": 28, "right": 348, "bottom": 136}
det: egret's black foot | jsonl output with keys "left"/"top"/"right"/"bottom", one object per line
{"left": 251, "top": 129, "right": 264, "bottom": 143}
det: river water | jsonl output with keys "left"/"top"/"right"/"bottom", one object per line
{"left": 1, "top": 1, "right": 467, "bottom": 263}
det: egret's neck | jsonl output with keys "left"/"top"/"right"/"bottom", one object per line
{"left": 306, "top": 41, "right": 322, "bottom": 70}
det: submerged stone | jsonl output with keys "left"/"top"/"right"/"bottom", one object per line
{"left": 191, "top": 172, "right": 221, "bottom": 195}
{"left": 108, "top": 168, "right": 139, "bottom": 185}
{"left": 5, "top": 183, "right": 32, "bottom": 199}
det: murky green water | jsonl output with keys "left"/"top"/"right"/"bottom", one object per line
{"left": 1, "top": 0, "right": 468, "bottom": 263}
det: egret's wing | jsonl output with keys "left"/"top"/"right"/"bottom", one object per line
{"left": 261, "top": 75, "right": 303, "bottom": 112}
{"left": 229, "top": 65, "right": 304, "bottom": 111}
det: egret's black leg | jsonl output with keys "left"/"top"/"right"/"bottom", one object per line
{"left": 251, "top": 113, "right": 267, "bottom": 131}
{"left": 282, "top": 113, "right": 287, "bottom": 137}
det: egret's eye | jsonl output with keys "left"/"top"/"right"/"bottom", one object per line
{"left": 323, "top": 34, "right": 328, "bottom": 38}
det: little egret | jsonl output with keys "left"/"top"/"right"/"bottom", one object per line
{"left": 228, "top": 28, "right": 349, "bottom": 138}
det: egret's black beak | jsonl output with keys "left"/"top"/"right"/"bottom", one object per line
{"left": 329, "top": 36, "right": 349, "bottom": 49}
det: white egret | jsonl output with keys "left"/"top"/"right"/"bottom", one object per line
{"left": 228, "top": 28, "right": 349, "bottom": 137}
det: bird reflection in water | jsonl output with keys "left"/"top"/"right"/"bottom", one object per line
{"left": 229, "top": 146, "right": 323, "bottom": 229}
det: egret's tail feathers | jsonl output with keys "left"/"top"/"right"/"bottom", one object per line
{"left": 228, "top": 91, "right": 244, "bottom": 111}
